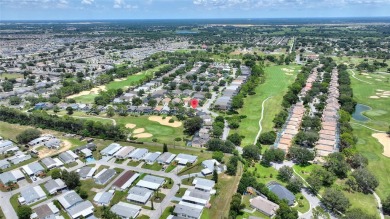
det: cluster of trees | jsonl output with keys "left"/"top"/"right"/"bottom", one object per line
{"left": 16, "top": 129, "right": 42, "bottom": 144}
{"left": 183, "top": 116, "right": 203, "bottom": 135}
{"left": 226, "top": 155, "right": 240, "bottom": 175}
{"left": 205, "top": 138, "right": 235, "bottom": 153}
{"left": 212, "top": 116, "right": 224, "bottom": 138}
{"left": 278, "top": 166, "right": 303, "bottom": 193}
{"left": 242, "top": 144, "right": 261, "bottom": 161}
{"left": 227, "top": 133, "right": 243, "bottom": 146}
{"left": 356, "top": 60, "right": 388, "bottom": 73}
{"left": 94, "top": 88, "right": 124, "bottom": 105}
{"left": 258, "top": 131, "right": 276, "bottom": 145}
{"left": 261, "top": 148, "right": 285, "bottom": 166}
{"left": 0, "top": 107, "right": 127, "bottom": 140}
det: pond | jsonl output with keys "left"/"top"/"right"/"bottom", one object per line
{"left": 352, "top": 104, "right": 371, "bottom": 122}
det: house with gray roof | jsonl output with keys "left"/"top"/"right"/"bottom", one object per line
{"left": 44, "top": 138, "right": 61, "bottom": 149}
{"left": 41, "top": 157, "right": 57, "bottom": 169}
{"left": 181, "top": 189, "right": 211, "bottom": 206}
{"left": 267, "top": 182, "right": 295, "bottom": 206}
{"left": 250, "top": 196, "right": 279, "bottom": 217}
{"left": 0, "top": 140, "right": 13, "bottom": 149}
{"left": 110, "top": 202, "right": 141, "bottom": 219}
{"left": 128, "top": 148, "right": 148, "bottom": 161}
{"left": 100, "top": 143, "right": 122, "bottom": 156}
{"left": 0, "top": 159, "right": 10, "bottom": 169}
{"left": 0, "top": 172, "right": 17, "bottom": 184}
{"left": 94, "top": 169, "right": 116, "bottom": 185}
{"left": 67, "top": 200, "right": 94, "bottom": 219}
{"left": 31, "top": 202, "right": 60, "bottom": 219}
{"left": 156, "top": 152, "right": 176, "bottom": 164}
{"left": 114, "top": 146, "right": 135, "bottom": 159}
{"left": 19, "top": 185, "right": 46, "bottom": 205}
{"left": 58, "top": 150, "right": 78, "bottom": 164}
{"left": 127, "top": 186, "right": 153, "bottom": 204}
{"left": 77, "top": 166, "right": 96, "bottom": 179}
{"left": 57, "top": 190, "right": 83, "bottom": 209}
{"left": 193, "top": 178, "right": 215, "bottom": 193}
{"left": 22, "top": 162, "right": 45, "bottom": 176}
{"left": 175, "top": 153, "right": 198, "bottom": 165}
{"left": 174, "top": 202, "right": 203, "bottom": 219}
{"left": 93, "top": 190, "right": 114, "bottom": 206}
{"left": 201, "top": 159, "right": 226, "bottom": 176}
{"left": 8, "top": 153, "right": 31, "bottom": 164}
{"left": 143, "top": 152, "right": 161, "bottom": 164}
{"left": 28, "top": 136, "right": 50, "bottom": 147}
{"left": 44, "top": 179, "right": 67, "bottom": 195}
{"left": 136, "top": 175, "right": 165, "bottom": 190}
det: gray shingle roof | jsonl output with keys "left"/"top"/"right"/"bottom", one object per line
{"left": 110, "top": 202, "right": 141, "bottom": 219}
{"left": 267, "top": 182, "right": 295, "bottom": 205}
{"left": 95, "top": 169, "right": 116, "bottom": 185}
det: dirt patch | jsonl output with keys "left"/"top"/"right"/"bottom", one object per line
{"left": 133, "top": 133, "right": 153, "bottom": 138}
{"left": 38, "top": 140, "right": 72, "bottom": 158}
{"left": 372, "top": 133, "right": 390, "bottom": 158}
{"left": 148, "top": 116, "right": 182, "bottom": 127}
{"left": 133, "top": 128, "right": 145, "bottom": 134}
{"left": 125, "top": 123, "right": 136, "bottom": 129}
{"left": 66, "top": 85, "right": 107, "bottom": 99}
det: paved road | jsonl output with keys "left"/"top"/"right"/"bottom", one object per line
{"left": 253, "top": 96, "right": 272, "bottom": 145}
{"left": 373, "top": 191, "right": 385, "bottom": 219}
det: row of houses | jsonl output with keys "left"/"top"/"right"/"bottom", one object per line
{"left": 214, "top": 65, "right": 252, "bottom": 110}
{"left": 275, "top": 67, "right": 318, "bottom": 153}
{"left": 27, "top": 134, "right": 61, "bottom": 149}
{"left": 315, "top": 68, "right": 340, "bottom": 159}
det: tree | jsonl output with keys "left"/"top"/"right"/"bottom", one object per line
{"left": 242, "top": 145, "right": 260, "bottom": 161}
{"left": 101, "top": 206, "right": 121, "bottom": 219}
{"left": 294, "top": 131, "right": 319, "bottom": 147}
{"left": 2, "top": 80, "right": 13, "bottom": 92}
{"left": 321, "top": 188, "right": 350, "bottom": 214}
{"left": 212, "top": 168, "right": 218, "bottom": 183}
{"left": 344, "top": 208, "right": 376, "bottom": 219}
{"left": 16, "top": 129, "right": 41, "bottom": 144}
{"left": 132, "top": 97, "right": 142, "bottom": 106}
{"left": 287, "top": 177, "right": 303, "bottom": 194}
{"left": 307, "top": 175, "right": 323, "bottom": 194}
{"left": 383, "top": 194, "right": 390, "bottom": 215}
{"left": 288, "top": 147, "right": 315, "bottom": 165}
{"left": 226, "top": 156, "right": 239, "bottom": 176}
{"left": 17, "top": 206, "right": 32, "bottom": 219}
{"left": 212, "top": 151, "right": 224, "bottom": 162}
{"left": 231, "top": 95, "right": 244, "bottom": 110}
{"left": 212, "top": 125, "right": 223, "bottom": 137}
{"left": 258, "top": 131, "right": 276, "bottom": 145}
{"left": 275, "top": 202, "right": 298, "bottom": 219}
{"left": 183, "top": 116, "right": 203, "bottom": 135}
{"left": 51, "top": 169, "right": 61, "bottom": 179}
{"left": 106, "top": 106, "right": 115, "bottom": 117}
{"left": 79, "top": 189, "right": 88, "bottom": 199}
{"left": 61, "top": 170, "right": 80, "bottom": 189}
{"left": 53, "top": 106, "right": 60, "bottom": 114}
{"left": 66, "top": 106, "right": 74, "bottom": 115}
{"left": 324, "top": 152, "right": 349, "bottom": 179}
{"left": 9, "top": 96, "right": 22, "bottom": 105}
{"left": 227, "top": 133, "right": 242, "bottom": 146}
{"left": 261, "top": 148, "right": 285, "bottom": 166}
{"left": 351, "top": 168, "right": 379, "bottom": 193}
{"left": 348, "top": 153, "right": 368, "bottom": 169}
{"left": 278, "top": 166, "right": 294, "bottom": 182}
{"left": 205, "top": 138, "right": 235, "bottom": 153}
{"left": 163, "top": 143, "right": 168, "bottom": 153}
{"left": 229, "top": 193, "right": 245, "bottom": 218}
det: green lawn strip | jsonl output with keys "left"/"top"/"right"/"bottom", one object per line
{"left": 238, "top": 195, "right": 271, "bottom": 219}
{"left": 175, "top": 188, "right": 187, "bottom": 197}
{"left": 352, "top": 124, "right": 390, "bottom": 200}
{"left": 64, "top": 161, "right": 78, "bottom": 168}
{"left": 142, "top": 162, "right": 163, "bottom": 171}
{"left": 342, "top": 190, "right": 379, "bottom": 217}
{"left": 96, "top": 165, "right": 110, "bottom": 173}
{"left": 10, "top": 194, "right": 20, "bottom": 211}
{"left": 115, "top": 159, "right": 125, "bottom": 164}
{"left": 236, "top": 64, "right": 299, "bottom": 146}
{"left": 152, "top": 193, "right": 166, "bottom": 203}
{"left": 292, "top": 164, "right": 321, "bottom": 180}
{"left": 138, "top": 215, "right": 150, "bottom": 219}
{"left": 111, "top": 190, "right": 128, "bottom": 205}
{"left": 181, "top": 176, "right": 195, "bottom": 186}
{"left": 247, "top": 163, "right": 282, "bottom": 185}
{"left": 127, "top": 160, "right": 142, "bottom": 167}
{"left": 73, "top": 94, "right": 98, "bottom": 104}
{"left": 160, "top": 206, "right": 174, "bottom": 219}
{"left": 60, "top": 210, "right": 72, "bottom": 219}
{"left": 114, "top": 167, "right": 124, "bottom": 174}
{"left": 165, "top": 163, "right": 176, "bottom": 173}
{"left": 292, "top": 193, "right": 310, "bottom": 214}
{"left": 0, "top": 73, "right": 23, "bottom": 80}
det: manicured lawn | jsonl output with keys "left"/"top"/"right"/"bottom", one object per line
{"left": 293, "top": 164, "right": 321, "bottom": 180}
{"left": 142, "top": 162, "right": 163, "bottom": 171}
{"left": 342, "top": 190, "right": 379, "bottom": 218}
{"left": 160, "top": 206, "right": 174, "bottom": 219}
{"left": 10, "top": 193, "right": 20, "bottom": 211}
{"left": 165, "top": 163, "right": 176, "bottom": 173}
{"left": 64, "top": 161, "right": 78, "bottom": 168}
{"left": 138, "top": 215, "right": 150, "bottom": 219}
{"left": 0, "top": 72, "right": 22, "bottom": 80}
{"left": 114, "top": 167, "right": 124, "bottom": 174}
{"left": 236, "top": 64, "right": 299, "bottom": 145}
{"left": 293, "top": 194, "right": 310, "bottom": 214}
{"left": 178, "top": 161, "right": 204, "bottom": 176}
{"left": 97, "top": 165, "right": 110, "bottom": 173}
{"left": 111, "top": 191, "right": 127, "bottom": 205}
{"left": 247, "top": 163, "right": 282, "bottom": 185}
{"left": 113, "top": 115, "right": 185, "bottom": 146}
{"left": 128, "top": 160, "right": 142, "bottom": 167}
{"left": 115, "top": 159, "right": 125, "bottom": 164}
{"left": 106, "top": 65, "right": 168, "bottom": 90}
{"left": 153, "top": 193, "right": 166, "bottom": 203}
{"left": 175, "top": 188, "right": 187, "bottom": 197}
{"left": 0, "top": 207, "right": 5, "bottom": 219}
{"left": 182, "top": 176, "right": 195, "bottom": 186}
{"left": 73, "top": 93, "right": 98, "bottom": 104}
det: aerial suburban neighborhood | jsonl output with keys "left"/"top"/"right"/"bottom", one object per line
{"left": 0, "top": 2, "right": 390, "bottom": 219}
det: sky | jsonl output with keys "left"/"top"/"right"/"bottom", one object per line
{"left": 1, "top": 0, "right": 390, "bottom": 20}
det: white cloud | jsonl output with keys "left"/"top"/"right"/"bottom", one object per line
{"left": 81, "top": 0, "right": 94, "bottom": 5}
{"left": 113, "top": 0, "right": 137, "bottom": 9}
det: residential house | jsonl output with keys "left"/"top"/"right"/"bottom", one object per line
{"left": 77, "top": 166, "right": 96, "bottom": 179}
{"left": 100, "top": 143, "right": 122, "bottom": 156}
{"left": 156, "top": 152, "right": 176, "bottom": 164}
{"left": 181, "top": 189, "right": 211, "bottom": 206}
{"left": 250, "top": 196, "right": 279, "bottom": 217}
{"left": 80, "top": 148, "right": 92, "bottom": 158}
{"left": 126, "top": 186, "right": 153, "bottom": 204}
{"left": 93, "top": 190, "right": 114, "bottom": 206}
{"left": 193, "top": 178, "right": 215, "bottom": 193}
{"left": 41, "top": 157, "right": 59, "bottom": 169}
{"left": 22, "top": 162, "right": 45, "bottom": 176}
{"left": 8, "top": 152, "right": 32, "bottom": 164}
{"left": 175, "top": 153, "right": 198, "bottom": 165}
{"left": 114, "top": 146, "right": 135, "bottom": 159}
{"left": 44, "top": 179, "right": 67, "bottom": 195}
{"left": 143, "top": 152, "right": 161, "bottom": 164}
{"left": 57, "top": 190, "right": 94, "bottom": 219}
{"left": 19, "top": 185, "right": 46, "bottom": 205}
{"left": 267, "top": 182, "right": 295, "bottom": 206}
{"left": 201, "top": 159, "right": 226, "bottom": 176}
{"left": 44, "top": 138, "right": 61, "bottom": 149}
{"left": 173, "top": 202, "right": 203, "bottom": 219}
{"left": 58, "top": 150, "right": 78, "bottom": 164}
{"left": 0, "top": 159, "right": 11, "bottom": 169}
{"left": 31, "top": 202, "right": 60, "bottom": 219}
{"left": 94, "top": 169, "right": 116, "bottom": 185}
{"left": 28, "top": 137, "right": 50, "bottom": 147}
{"left": 110, "top": 202, "right": 141, "bottom": 219}
{"left": 136, "top": 175, "right": 165, "bottom": 190}
{"left": 112, "top": 171, "right": 140, "bottom": 191}
{"left": 128, "top": 148, "right": 148, "bottom": 161}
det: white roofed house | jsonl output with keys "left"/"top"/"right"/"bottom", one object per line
{"left": 114, "top": 146, "right": 135, "bottom": 159}
{"left": 57, "top": 190, "right": 94, "bottom": 219}
{"left": 100, "top": 143, "right": 122, "bottom": 156}
{"left": 80, "top": 148, "right": 93, "bottom": 158}
{"left": 250, "top": 196, "right": 279, "bottom": 217}
{"left": 143, "top": 152, "right": 161, "bottom": 164}
{"left": 174, "top": 202, "right": 203, "bottom": 219}
{"left": 136, "top": 175, "right": 165, "bottom": 190}
{"left": 110, "top": 202, "right": 141, "bottom": 219}
{"left": 44, "top": 179, "right": 67, "bottom": 195}
{"left": 156, "top": 152, "right": 176, "bottom": 164}
{"left": 77, "top": 166, "right": 96, "bottom": 179}
{"left": 93, "top": 190, "right": 114, "bottom": 206}
{"left": 22, "top": 162, "right": 45, "bottom": 176}
{"left": 0, "top": 159, "right": 10, "bottom": 169}
{"left": 41, "top": 157, "right": 59, "bottom": 169}
{"left": 201, "top": 159, "right": 226, "bottom": 176}
{"left": 128, "top": 148, "right": 148, "bottom": 161}
{"left": 193, "top": 177, "right": 215, "bottom": 193}
{"left": 181, "top": 188, "right": 211, "bottom": 207}
{"left": 31, "top": 202, "right": 60, "bottom": 219}
{"left": 8, "top": 152, "right": 32, "bottom": 164}
{"left": 28, "top": 136, "right": 50, "bottom": 147}
{"left": 126, "top": 186, "right": 153, "bottom": 204}
{"left": 175, "top": 153, "right": 198, "bottom": 165}
{"left": 18, "top": 185, "right": 47, "bottom": 205}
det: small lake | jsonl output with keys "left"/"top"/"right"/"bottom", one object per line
{"left": 352, "top": 104, "right": 371, "bottom": 122}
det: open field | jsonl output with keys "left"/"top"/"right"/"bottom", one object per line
{"left": 0, "top": 72, "right": 23, "bottom": 80}
{"left": 236, "top": 64, "right": 299, "bottom": 146}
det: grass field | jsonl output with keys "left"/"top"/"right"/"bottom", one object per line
{"left": 106, "top": 64, "right": 168, "bottom": 90}
{"left": 236, "top": 65, "right": 299, "bottom": 146}
{"left": 0, "top": 73, "right": 23, "bottom": 80}
{"left": 73, "top": 94, "right": 98, "bottom": 104}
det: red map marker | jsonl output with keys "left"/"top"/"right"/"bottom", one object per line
{"left": 190, "top": 99, "right": 198, "bottom": 109}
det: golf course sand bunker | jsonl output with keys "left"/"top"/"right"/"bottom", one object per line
{"left": 148, "top": 116, "right": 182, "bottom": 127}
{"left": 67, "top": 85, "right": 107, "bottom": 99}
{"left": 282, "top": 68, "right": 294, "bottom": 72}
{"left": 369, "top": 96, "right": 380, "bottom": 99}
{"left": 114, "top": 78, "right": 126, "bottom": 82}
{"left": 134, "top": 133, "right": 153, "bottom": 138}
{"left": 372, "top": 133, "right": 390, "bottom": 158}
{"left": 133, "top": 128, "right": 145, "bottom": 134}
{"left": 125, "top": 123, "right": 136, "bottom": 129}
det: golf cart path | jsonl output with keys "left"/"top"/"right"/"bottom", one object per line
{"left": 254, "top": 96, "right": 272, "bottom": 145}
